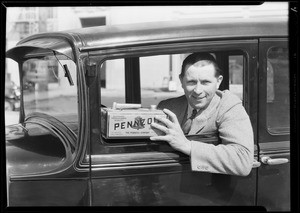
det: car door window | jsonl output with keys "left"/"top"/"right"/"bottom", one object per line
{"left": 22, "top": 56, "right": 78, "bottom": 118}
{"left": 266, "top": 46, "right": 289, "bottom": 134}
{"left": 140, "top": 54, "right": 185, "bottom": 107}
{"left": 98, "top": 49, "right": 247, "bottom": 146}
{"left": 139, "top": 53, "right": 245, "bottom": 107}
{"left": 91, "top": 43, "right": 257, "bottom": 206}
{"left": 229, "top": 55, "right": 244, "bottom": 101}
{"left": 100, "top": 58, "right": 125, "bottom": 107}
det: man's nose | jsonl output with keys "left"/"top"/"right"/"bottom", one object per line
{"left": 193, "top": 82, "right": 203, "bottom": 94}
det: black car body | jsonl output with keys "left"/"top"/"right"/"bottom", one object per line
{"left": 5, "top": 17, "right": 290, "bottom": 210}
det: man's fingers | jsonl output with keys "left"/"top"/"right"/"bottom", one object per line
{"left": 151, "top": 122, "right": 168, "bottom": 133}
{"left": 154, "top": 116, "right": 173, "bottom": 128}
{"left": 150, "top": 135, "right": 170, "bottom": 141}
{"left": 151, "top": 125, "right": 165, "bottom": 136}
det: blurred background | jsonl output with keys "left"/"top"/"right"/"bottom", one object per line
{"left": 4, "top": 3, "right": 289, "bottom": 125}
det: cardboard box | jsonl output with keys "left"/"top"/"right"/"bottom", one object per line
{"left": 101, "top": 107, "right": 167, "bottom": 139}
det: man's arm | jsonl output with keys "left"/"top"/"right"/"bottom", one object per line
{"left": 190, "top": 104, "right": 254, "bottom": 176}
{"left": 151, "top": 104, "right": 254, "bottom": 176}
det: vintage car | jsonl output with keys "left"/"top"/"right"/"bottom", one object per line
{"left": 5, "top": 17, "right": 290, "bottom": 210}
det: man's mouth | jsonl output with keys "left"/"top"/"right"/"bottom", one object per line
{"left": 192, "top": 95, "right": 206, "bottom": 100}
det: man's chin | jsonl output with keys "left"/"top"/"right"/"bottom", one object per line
{"left": 192, "top": 103, "right": 205, "bottom": 110}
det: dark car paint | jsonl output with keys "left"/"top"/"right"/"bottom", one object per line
{"left": 255, "top": 39, "right": 290, "bottom": 211}
{"left": 85, "top": 40, "right": 260, "bottom": 206}
{"left": 6, "top": 112, "right": 81, "bottom": 178}
{"left": 92, "top": 172, "right": 257, "bottom": 206}
{"left": 9, "top": 180, "right": 89, "bottom": 206}
{"left": 5, "top": 18, "right": 289, "bottom": 209}
{"left": 6, "top": 116, "right": 89, "bottom": 206}
{"left": 257, "top": 146, "right": 290, "bottom": 211}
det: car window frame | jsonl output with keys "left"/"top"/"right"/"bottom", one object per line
{"left": 86, "top": 39, "right": 258, "bottom": 169}
{"left": 258, "top": 38, "right": 290, "bottom": 144}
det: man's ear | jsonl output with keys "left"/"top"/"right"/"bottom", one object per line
{"left": 179, "top": 74, "right": 183, "bottom": 87}
{"left": 217, "top": 75, "right": 223, "bottom": 89}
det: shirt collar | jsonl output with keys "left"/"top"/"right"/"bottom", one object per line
{"left": 187, "top": 103, "right": 197, "bottom": 118}
{"left": 187, "top": 93, "right": 219, "bottom": 118}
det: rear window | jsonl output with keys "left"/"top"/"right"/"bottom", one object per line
{"left": 266, "top": 46, "right": 289, "bottom": 134}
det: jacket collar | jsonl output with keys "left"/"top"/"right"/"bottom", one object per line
{"left": 176, "top": 95, "right": 189, "bottom": 126}
{"left": 189, "top": 93, "right": 221, "bottom": 135}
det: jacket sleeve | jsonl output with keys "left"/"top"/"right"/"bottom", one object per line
{"left": 157, "top": 100, "right": 166, "bottom": 110}
{"left": 190, "top": 103, "right": 254, "bottom": 176}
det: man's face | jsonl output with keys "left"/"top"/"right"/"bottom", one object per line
{"left": 180, "top": 62, "right": 223, "bottom": 110}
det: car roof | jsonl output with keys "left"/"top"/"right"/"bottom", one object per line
{"left": 7, "top": 17, "right": 288, "bottom": 61}
{"left": 77, "top": 17, "right": 288, "bottom": 51}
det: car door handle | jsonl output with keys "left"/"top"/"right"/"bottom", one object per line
{"left": 261, "top": 156, "right": 289, "bottom": 165}
{"left": 252, "top": 159, "right": 261, "bottom": 168}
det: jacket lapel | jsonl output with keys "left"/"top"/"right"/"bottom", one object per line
{"left": 189, "top": 93, "right": 221, "bottom": 135}
{"left": 189, "top": 113, "right": 207, "bottom": 135}
{"left": 176, "top": 96, "right": 188, "bottom": 126}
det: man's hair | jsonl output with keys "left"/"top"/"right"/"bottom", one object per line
{"left": 180, "top": 52, "right": 222, "bottom": 78}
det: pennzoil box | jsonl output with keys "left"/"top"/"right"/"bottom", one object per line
{"left": 101, "top": 107, "right": 167, "bottom": 139}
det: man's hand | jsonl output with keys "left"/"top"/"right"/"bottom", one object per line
{"left": 150, "top": 108, "right": 191, "bottom": 156}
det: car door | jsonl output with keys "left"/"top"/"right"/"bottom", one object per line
{"left": 88, "top": 40, "right": 259, "bottom": 206}
{"left": 5, "top": 44, "right": 90, "bottom": 206}
{"left": 257, "top": 39, "right": 290, "bottom": 211}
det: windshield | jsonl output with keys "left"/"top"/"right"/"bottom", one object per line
{"left": 22, "top": 53, "right": 78, "bottom": 125}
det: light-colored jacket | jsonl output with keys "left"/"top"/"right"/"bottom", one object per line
{"left": 157, "top": 90, "right": 254, "bottom": 176}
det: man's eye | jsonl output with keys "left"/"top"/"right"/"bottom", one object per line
{"left": 202, "top": 81, "right": 210, "bottom": 85}
{"left": 187, "top": 81, "right": 196, "bottom": 85}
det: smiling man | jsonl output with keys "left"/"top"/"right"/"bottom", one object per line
{"left": 150, "top": 52, "right": 254, "bottom": 176}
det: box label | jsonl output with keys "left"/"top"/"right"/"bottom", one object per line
{"left": 101, "top": 108, "right": 166, "bottom": 139}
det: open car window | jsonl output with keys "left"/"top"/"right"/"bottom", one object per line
{"left": 98, "top": 49, "right": 246, "bottom": 146}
